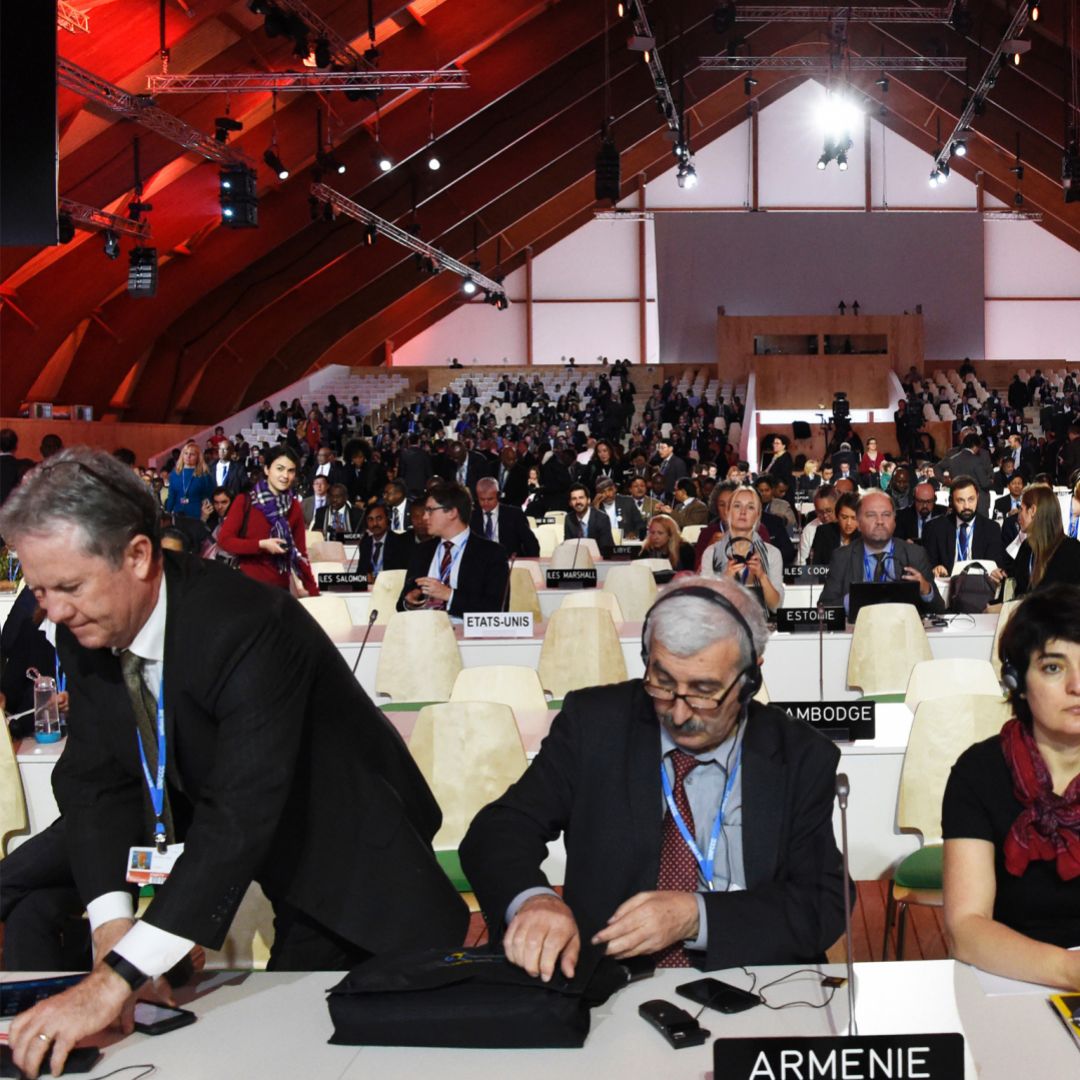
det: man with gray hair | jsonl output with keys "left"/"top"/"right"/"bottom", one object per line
{"left": 2, "top": 448, "right": 467, "bottom": 1079}
{"left": 461, "top": 576, "right": 846, "bottom": 980}
{"left": 469, "top": 476, "right": 539, "bottom": 557}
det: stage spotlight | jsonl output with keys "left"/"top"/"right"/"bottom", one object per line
{"left": 103, "top": 229, "right": 120, "bottom": 259}
{"left": 313, "top": 37, "right": 332, "bottom": 68}
{"left": 836, "top": 149, "right": 848, "bottom": 170}
{"left": 263, "top": 148, "right": 289, "bottom": 180}
{"left": 929, "top": 170, "right": 941, "bottom": 187}
{"left": 952, "top": 139, "right": 967, "bottom": 157}
{"left": 462, "top": 277, "right": 477, "bottom": 296}
{"left": 214, "top": 116, "right": 243, "bottom": 144}
{"left": 219, "top": 164, "right": 258, "bottom": 228}
{"left": 317, "top": 149, "right": 346, "bottom": 175}
{"left": 1028, "top": 0, "right": 1039, "bottom": 20}
{"left": 363, "top": 222, "right": 377, "bottom": 246}
{"left": 495, "top": 293, "right": 509, "bottom": 311}
{"left": 427, "top": 146, "right": 441, "bottom": 171}
{"left": 57, "top": 212, "right": 75, "bottom": 244}
{"left": 676, "top": 161, "right": 698, "bottom": 188}
{"left": 377, "top": 151, "right": 393, "bottom": 172}
{"left": 712, "top": 0, "right": 737, "bottom": 33}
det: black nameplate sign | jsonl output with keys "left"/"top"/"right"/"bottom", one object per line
{"left": 715, "top": 1033, "right": 964, "bottom": 1080}
{"left": 776, "top": 606, "right": 845, "bottom": 633}
{"left": 537, "top": 516, "right": 557, "bottom": 525}
{"left": 784, "top": 563, "right": 831, "bottom": 583}
{"left": 775, "top": 700, "right": 876, "bottom": 741}
{"left": 545, "top": 569, "right": 598, "bottom": 589}
{"left": 609, "top": 544, "right": 638, "bottom": 560}
{"left": 318, "top": 572, "right": 368, "bottom": 592}
{"left": 325, "top": 531, "right": 365, "bottom": 544}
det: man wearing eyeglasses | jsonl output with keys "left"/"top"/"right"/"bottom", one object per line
{"left": 398, "top": 479, "right": 509, "bottom": 619}
{"left": 461, "top": 577, "right": 846, "bottom": 979}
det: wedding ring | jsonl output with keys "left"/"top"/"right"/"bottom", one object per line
{"left": 38, "top": 1033, "right": 52, "bottom": 1043}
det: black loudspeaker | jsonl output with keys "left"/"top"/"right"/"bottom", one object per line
{"left": 595, "top": 138, "right": 621, "bottom": 203}
{"left": 792, "top": 421, "right": 812, "bottom": 440}
{"left": 0, "top": 2, "right": 58, "bottom": 246}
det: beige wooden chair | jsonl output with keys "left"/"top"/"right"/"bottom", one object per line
{"left": 550, "top": 539, "right": 599, "bottom": 568}
{"left": 409, "top": 701, "right": 528, "bottom": 895}
{"left": 545, "top": 510, "right": 567, "bottom": 529}
{"left": 560, "top": 590, "right": 625, "bottom": 624}
{"left": 904, "top": 658, "right": 1003, "bottom": 714}
{"left": 450, "top": 666, "right": 549, "bottom": 715}
{"left": 602, "top": 563, "right": 658, "bottom": 623}
{"left": 637, "top": 557, "right": 676, "bottom": 576}
{"left": 304, "top": 528, "right": 323, "bottom": 550}
{"left": 375, "top": 610, "right": 462, "bottom": 702}
{"left": 534, "top": 523, "right": 562, "bottom": 558}
{"left": 990, "top": 599, "right": 1022, "bottom": 679}
{"left": 847, "top": 603, "right": 932, "bottom": 696}
{"left": 883, "top": 693, "right": 1011, "bottom": 958}
{"left": 680, "top": 524, "right": 704, "bottom": 545}
{"left": 0, "top": 712, "right": 28, "bottom": 855}
{"left": 309, "top": 560, "right": 346, "bottom": 577}
{"left": 538, "top": 607, "right": 628, "bottom": 698}
{"left": 298, "top": 595, "right": 354, "bottom": 639}
{"left": 370, "top": 569, "right": 407, "bottom": 625}
{"left": 507, "top": 566, "right": 543, "bottom": 623}
{"left": 307, "top": 539, "right": 346, "bottom": 564}
{"left": 513, "top": 560, "right": 544, "bottom": 587}
{"left": 205, "top": 882, "right": 274, "bottom": 971}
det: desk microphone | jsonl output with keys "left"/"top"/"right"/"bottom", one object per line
{"left": 350, "top": 609, "right": 378, "bottom": 681}
{"left": 501, "top": 553, "right": 517, "bottom": 612}
{"left": 835, "top": 773, "right": 858, "bottom": 1037}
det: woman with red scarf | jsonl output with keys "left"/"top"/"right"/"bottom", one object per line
{"left": 942, "top": 584, "right": 1080, "bottom": 988}
{"left": 218, "top": 445, "right": 319, "bottom": 595}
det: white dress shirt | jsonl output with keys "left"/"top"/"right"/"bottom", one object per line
{"left": 88, "top": 579, "right": 195, "bottom": 977}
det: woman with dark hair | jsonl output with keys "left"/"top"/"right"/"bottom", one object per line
{"left": 762, "top": 435, "right": 793, "bottom": 487}
{"left": 942, "top": 584, "right": 1080, "bottom": 987}
{"left": 1013, "top": 484, "right": 1080, "bottom": 595}
{"left": 218, "top": 445, "right": 319, "bottom": 594}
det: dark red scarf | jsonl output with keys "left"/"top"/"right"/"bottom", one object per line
{"left": 1001, "top": 718, "right": 1080, "bottom": 881}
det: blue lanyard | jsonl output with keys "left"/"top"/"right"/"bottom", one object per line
{"left": 7, "top": 557, "right": 19, "bottom": 582}
{"left": 1070, "top": 512, "right": 1079, "bottom": 540}
{"left": 659, "top": 742, "right": 743, "bottom": 891}
{"left": 55, "top": 657, "right": 66, "bottom": 695}
{"left": 957, "top": 523, "right": 970, "bottom": 561}
{"left": 863, "top": 544, "right": 894, "bottom": 582}
{"left": 134, "top": 674, "right": 168, "bottom": 852}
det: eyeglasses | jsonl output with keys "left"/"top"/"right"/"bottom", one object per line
{"left": 643, "top": 673, "right": 742, "bottom": 715}
{"left": 422, "top": 505, "right": 450, "bottom": 515}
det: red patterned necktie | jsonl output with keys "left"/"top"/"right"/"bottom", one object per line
{"left": 655, "top": 750, "right": 701, "bottom": 968}
{"left": 425, "top": 540, "right": 454, "bottom": 609}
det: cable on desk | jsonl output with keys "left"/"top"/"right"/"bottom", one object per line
{"left": 756, "top": 967, "right": 838, "bottom": 1012}
{"left": 90, "top": 1066, "right": 156, "bottom": 1080}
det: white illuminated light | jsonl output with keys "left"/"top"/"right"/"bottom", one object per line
{"left": 817, "top": 89, "right": 863, "bottom": 145}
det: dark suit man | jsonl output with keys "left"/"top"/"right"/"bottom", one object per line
{"left": 304, "top": 446, "right": 347, "bottom": 492}
{"left": 0, "top": 428, "right": 32, "bottom": 507}
{"left": 344, "top": 439, "right": 387, "bottom": 505}
{"left": 594, "top": 477, "right": 646, "bottom": 540}
{"left": 894, "top": 482, "right": 945, "bottom": 544}
{"left": 0, "top": 450, "right": 467, "bottom": 1078}
{"left": 398, "top": 480, "right": 509, "bottom": 617}
{"left": 922, "top": 477, "right": 1009, "bottom": 586}
{"left": 564, "top": 483, "right": 614, "bottom": 552}
{"left": 1059, "top": 424, "right": 1080, "bottom": 485}
{"left": 209, "top": 445, "right": 246, "bottom": 498}
{"left": 819, "top": 490, "right": 945, "bottom": 614}
{"left": 627, "top": 476, "right": 661, "bottom": 527}
{"left": 313, "top": 484, "right": 363, "bottom": 534}
{"left": 461, "top": 579, "right": 846, "bottom": 976}
{"left": 470, "top": 479, "right": 540, "bottom": 558}
{"left": 397, "top": 436, "right": 433, "bottom": 500}
{"left": 495, "top": 447, "right": 531, "bottom": 506}
{"left": 355, "top": 504, "right": 411, "bottom": 576}
{"left": 935, "top": 435, "right": 994, "bottom": 516}
{"left": 994, "top": 473, "right": 1026, "bottom": 523}
{"left": 444, "top": 442, "right": 494, "bottom": 495}
{"left": 653, "top": 440, "right": 688, "bottom": 500}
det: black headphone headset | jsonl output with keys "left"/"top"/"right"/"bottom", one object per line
{"left": 1001, "top": 658, "right": 1024, "bottom": 695}
{"left": 640, "top": 585, "right": 763, "bottom": 706}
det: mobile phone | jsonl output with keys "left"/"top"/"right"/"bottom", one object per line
{"left": 0, "top": 1046, "right": 102, "bottom": 1078}
{"left": 132, "top": 1001, "right": 197, "bottom": 1035}
{"left": 675, "top": 977, "right": 762, "bottom": 1013}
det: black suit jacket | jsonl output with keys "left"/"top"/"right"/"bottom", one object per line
{"left": 398, "top": 532, "right": 510, "bottom": 616}
{"left": 611, "top": 495, "right": 647, "bottom": 540}
{"left": 922, "top": 513, "right": 1008, "bottom": 574}
{"left": 1013, "top": 536, "right": 1080, "bottom": 595}
{"left": 654, "top": 454, "right": 688, "bottom": 499}
{"left": 306, "top": 461, "right": 348, "bottom": 492}
{"left": 209, "top": 460, "right": 246, "bottom": 497}
{"left": 356, "top": 529, "right": 412, "bottom": 575}
{"left": 53, "top": 553, "right": 467, "bottom": 951}
{"left": 894, "top": 505, "right": 945, "bottom": 544}
{"left": 461, "top": 684, "right": 847, "bottom": 971}
{"left": 347, "top": 460, "right": 388, "bottom": 505}
{"left": 313, "top": 503, "right": 362, "bottom": 533}
{"left": 470, "top": 504, "right": 540, "bottom": 558}
{"left": 563, "top": 508, "right": 614, "bottom": 551}
{"left": 994, "top": 493, "right": 1022, "bottom": 519}
{"left": 819, "top": 537, "right": 945, "bottom": 613}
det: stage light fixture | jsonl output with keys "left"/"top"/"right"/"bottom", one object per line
{"left": 1028, "top": 0, "right": 1039, "bottom": 20}
{"left": 427, "top": 146, "right": 441, "bottom": 171}
{"left": 817, "top": 154, "right": 828, "bottom": 170}
{"left": 712, "top": 0, "right": 737, "bottom": 33}
{"left": 103, "top": 229, "right": 120, "bottom": 259}
{"left": 363, "top": 222, "right": 377, "bottom": 246}
{"left": 676, "top": 160, "right": 698, "bottom": 188}
{"left": 462, "top": 277, "right": 477, "bottom": 296}
{"left": 495, "top": 293, "right": 509, "bottom": 311}
{"left": 952, "top": 139, "right": 967, "bottom": 157}
{"left": 214, "top": 116, "right": 243, "bottom": 144}
{"left": 939, "top": 161, "right": 950, "bottom": 180}
{"left": 836, "top": 149, "right": 849, "bottom": 171}
{"left": 219, "top": 164, "right": 258, "bottom": 228}
{"left": 377, "top": 150, "right": 394, "bottom": 172}
{"left": 929, "top": 169, "right": 941, "bottom": 187}
{"left": 1005, "top": 39, "right": 1030, "bottom": 65}
{"left": 264, "top": 148, "right": 289, "bottom": 180}
{"left": 317, "top": 149, "right": 346, "bottom": 175}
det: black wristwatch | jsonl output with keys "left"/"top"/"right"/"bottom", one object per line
{"left": 102, "top": 950, "right": 149, "bottom": 991}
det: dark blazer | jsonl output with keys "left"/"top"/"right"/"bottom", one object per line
{"left": 610, "top": 495, "right": 647, "bottom": 540}
{"left": 313, "top": 503, "right": 363, "bottom": 534}
{"left": 305, "top": 461, "right": 348, "bottom": 492}
{"left": 347, "top": 460, "right": 388, "bottom": 505}
{"left": 209, "top": 460, "right": 246, "bottom": 497}
{"left": 818, "top": 537, "right": 945, "bottom": 613}
{"left": 460, "top": 684, "right": 847, "bottom": 971}
{"left": 398, "top": 532, "right": 510, "bottom": 616}
{"left": 470, "top": 504, "right": 540, "bottom": 558}
{"left": 993, "top": 493, "right": 1023, "bottom": 520}
{"left": 355, "top": 529, "right": 411, "bottom": 575}
{"left": 397, "top": 446, "right": 433, "bottom": 498}
{"left": 654, "top": 453, "right": 688, "bottom": 500}
{"left": 53, "top": 553, "right": 467, "bottom": 952}
{"left": 923, "top": 513, "right": 1008, "bottom": 575}
{"left": 894, "top": 505, "right": 945, "bottom": 544}
{"left": 934, "top": 448, "right": 994, "bottom": 516}
{"left": 563, "top": 508, "right": 614, "bottom": 551}
{"left": 1013, "top": 536, "right": 1080, "bottom": 596}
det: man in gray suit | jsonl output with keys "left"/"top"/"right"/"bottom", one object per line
{"left": 935, "top": 434, "right": 994, "bottom": 517}
{"left": 819, "top": 491, "right": 945, "bottom": 614}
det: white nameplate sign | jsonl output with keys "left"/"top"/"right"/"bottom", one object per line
{"left": 463, "top": 612, "right": 535, "bottom": 638}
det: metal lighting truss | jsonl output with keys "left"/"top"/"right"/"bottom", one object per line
{"left": 627, "top": 3, "right": 680, "bottom": 142}
{"left": 732, "top": 4, "right": 956, "bottom": 22}
{"left": 57, "top": 59, "right": 254, "bottom": 168}
{"left": 593, "top": 209, "right": 655, "bottom": 220}
{"left": 930, "top": 2, "right": 1030, "bottom": 177}
{"left": 60, "top": 198, "right": 152, "bottom": 239}
{"left": 310, "top": 183, "right": 510, "bottom": 302}
{"left": 57, "top": 2, "right": 90, "bottom": 34}
{"left": 700, "top": 55, "right": 967, "bottom": 71}
{"left": 146, "top": 70, "right": 469, "bottom": 93}
{"left": 983, "top": 209, "right": 1043, "bottom": 221}
{"left": 274, "top": 0, "right": 369, "bottom": 71}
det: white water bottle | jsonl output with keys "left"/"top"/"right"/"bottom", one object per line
{"left": 33, "top": 673, "right": 62, "bottom": 743}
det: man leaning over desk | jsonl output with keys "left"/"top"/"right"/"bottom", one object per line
{"left": 460, "top": 577, "right": 847, "bottom": 979}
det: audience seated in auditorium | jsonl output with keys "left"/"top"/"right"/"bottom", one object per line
{"left": 356, "top": 503, "right": 411, "bottom": 577}
{"left": 301, "top": 475, "right": 329, "bottom": 526}
{"left": 593, "top": 476, "right": 646, "bottom": 541}
{"left": 894, "top": 481, "right": 944, "bottom": 544}
{"left": 563, "top": 482, "right": 614, "bottom": 552}
{"left": 818, "top": 490, "right": 944, "bottom": 614}
{"left": 798, "top": 485, "right": 837, "bottom": 564}
{"left": 314, "top": 483, "right": 362, "bottom": 535}
{"left": 942, "top": 586, "right": 1080, "bottom": 990}
{"left": 922, "top": 476, "right": 1008, "bottom": 586}
{"left": 470, "top": 477, "right": 540, "bottom": 558}
{"left": 1012, "top": 485, "right": 1080, "bottom": 596}
{"left": 669, "top": 478, "right": 709, "bottom": 531}
{"left": 637, "top": 514, "right": 695, "bottom": 572}
{"left": 700, "top": 487, "right": 784, "bottom": 613}
{"left": 460, "top": 577, "right": 846, "bottom": 976}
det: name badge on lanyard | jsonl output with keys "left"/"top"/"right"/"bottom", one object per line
{"left": 136, "top": 674, "right": 170, "bottom": 854}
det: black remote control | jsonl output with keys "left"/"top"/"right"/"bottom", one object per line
{"left": 638, "top": 999, "right": 711, "bottom": 1049}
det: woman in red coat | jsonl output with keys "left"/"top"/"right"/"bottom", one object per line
{"left": 218, "top": 446, "right": 319, "bottom": 595}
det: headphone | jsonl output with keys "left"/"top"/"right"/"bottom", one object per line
{"left": 1001, "top": 658, "right": 1024, "bottom": 694}
{"left": 640, "top": 585, "right": 763, "bottom": 706}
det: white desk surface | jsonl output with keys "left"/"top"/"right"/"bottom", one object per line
{"left": 3, "top": 961, "right": 1073, "bottom": 1079}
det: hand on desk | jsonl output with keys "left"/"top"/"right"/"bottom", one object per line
{"left": 901, "top": 565, "right": 932, "bottom": 596}
{"left": 591, "top": 890, "right": 699, "bottom": 958}
{"left": 503, "top": 894, "right": 580, "bottom": 983}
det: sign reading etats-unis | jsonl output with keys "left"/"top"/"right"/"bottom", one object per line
{"left": 463, "top": 613, "right": 534, "bottom": 638}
